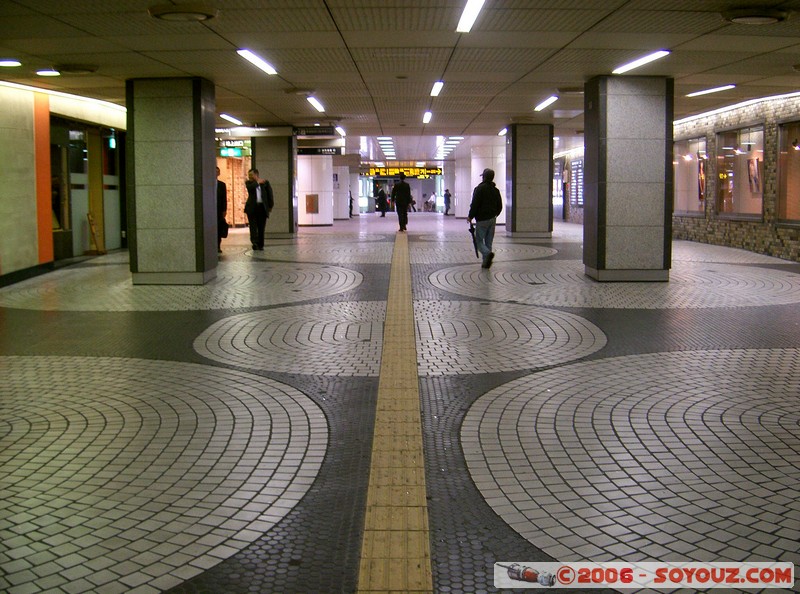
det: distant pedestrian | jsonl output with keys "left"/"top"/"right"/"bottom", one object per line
{"left": 375, "top": 185, "right": 388, "bottom": 217}
{"left": 391, "top": 172, "right": 412, "bottom": 232}
{"left": 443, "top": 189, "right": 452, "bottom": 215}
{"left": 468, "top": 168, "right": 503, "bottom": 268}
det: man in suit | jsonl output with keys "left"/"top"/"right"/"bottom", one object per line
{"left": 390, "top": 172, "right": 411, "bottom": 232}
{"left": 216, "top": 166, "right": 227, "bottom": 254}
{"left": 244, "top": 168, "right": 274, "bottom": 251}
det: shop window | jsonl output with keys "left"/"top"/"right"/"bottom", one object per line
{"left": 778, "top": 121, "right": 800, "bottom": 222}
{"left": 715, "top": 127, "right": 763, "bottom": 217}
{"left": 673, "top": 137, "right": 707, "bottom": 214}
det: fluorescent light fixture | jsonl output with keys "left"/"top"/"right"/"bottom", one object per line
{"left": 686, "top": 84, "right": 736, "bottom": 97}
{"left": 219, "top": 113, "right": 243, "bottom": 125}
{"left": 307, "top": 96, "right": 325, "bottom": 112}
{"left": 416, "top": 162, "right": 426, "bottom": 167}
{"left": 377, "top": 136, "right": 392, "bottom": 140}
{"left": 335, "top": 126, "right": 346, "bottom": 136}
{"left": 457, "top": 0, "right": 485, "bottom": 33}
{"left": 0, "top": 59, "right": 21, "bottom": 67}
{"left": 237, "top": 49, "right": 277, "bottom": 75}
{"left": 498, "top": 128, "right": 508, "bottom": 136}
{"left": 430, "top": 81, "right": 444, "bottom": 96}
{"left": 423, "top": 111, "right": 433, "bottom": 123}
{"left": 36, "top": 69, "right": 61, "bottom": 77}
{"left": 534, "top": 95, "right": 559, "bottom": 111}
{"left": 612, "top": 50, "right": 670, "bottom": 74}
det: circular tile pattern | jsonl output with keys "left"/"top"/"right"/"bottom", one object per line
{"left": 0, "top": 356, "right": 327, "bottom": 593}
{"left": 429, "top": 260, "right": 800, "bottom": 308}
{"left": 462, "top": 349, "right": 800, "bottom": 566}
{"left": 194, "top": 302, "right": 386, "bottom": 376}
{"left": 414, "top": 301, "right": 606, "bottom": 375}
{"left": 0, "top": 261, "right": 362, "bottom": 311}
{"left": 250, "top": 242, "right": 394, "bottom": 264}
{"left": 410, "top": 243, "right": 557, "bottom": 265}
{"left": 672, "top": 240, "right": 787, "bottom": 264}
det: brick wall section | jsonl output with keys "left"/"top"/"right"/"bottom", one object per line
{"left": 673, "top": 95, "right": 800, "bottom": 262}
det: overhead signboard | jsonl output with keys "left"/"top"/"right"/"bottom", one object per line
{"left": 295, "top": 126, "right": 337, "bottom": 136}
{"left": 365, "top": 166, "right": 442, "bottom": 177}
{"left": 298, "top": 147, "right": 345, "bottom": 155}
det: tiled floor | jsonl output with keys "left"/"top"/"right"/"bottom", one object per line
{"left": 1, "top": 213, "right": 798, "bottom": 593}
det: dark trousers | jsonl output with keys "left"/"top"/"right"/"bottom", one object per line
{"left": 247, "top": 204, "right": 268, "bottom": 249}
{"left": 397, "top": 205, "right": 408, "bottom": 230}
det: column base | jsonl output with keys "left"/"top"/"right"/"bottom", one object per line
{"left": 506, "top": 231, "right": 552, "bottom": 239}
{"left": 585, "top": 266, "right": 669, "bottom": 282}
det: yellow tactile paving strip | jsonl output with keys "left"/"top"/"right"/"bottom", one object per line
{"left": 358, "top": 232, "right": 434, "bottom": 593}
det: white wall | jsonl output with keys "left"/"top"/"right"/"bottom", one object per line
{"left": 297, "top": 155, "right": 333, "bottom": 226}
{"left": 0, "top": 86, "right": 38, "bottom": 276}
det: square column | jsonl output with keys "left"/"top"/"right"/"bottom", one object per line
{"left": 252, "top": 135, "right": 297, "bottom": 236}
{"left": 126, "top": 77, "right": 217, "bottom": 285}
{"left": 506, "top": 124, "right": 553, "bottom": 237}
{"left": 583, "top": 76, "right": 674, "bottom": 281}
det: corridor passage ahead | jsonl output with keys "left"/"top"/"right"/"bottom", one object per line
{"left": 1, "top": 213, "right": 799, "bottom": 593}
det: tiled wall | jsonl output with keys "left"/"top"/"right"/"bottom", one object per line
{"left": 0, "top": 87, "right": 38, "bottom": 276}
{"left": 674, "top": 95, "right": 800, "bottom": 262}
{"left": 507, "top": 124, "right": 552, "bottom": 235}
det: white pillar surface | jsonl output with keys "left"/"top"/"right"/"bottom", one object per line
{"left": 297, "top": 155, "right": 334, "bottom": 226}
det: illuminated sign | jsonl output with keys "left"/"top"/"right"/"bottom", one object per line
{"left": 220, "top": 147, "right": 242, "bottom": 157}
{"left": 298, "top": 147, "right": 344, "bottom": 155}
{"left": 365, "top": 166, "right": 442, "bottom": 177}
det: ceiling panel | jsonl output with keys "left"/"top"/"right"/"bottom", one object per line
{"left": 2, "top": 0, "right": 800, "bottom": 162}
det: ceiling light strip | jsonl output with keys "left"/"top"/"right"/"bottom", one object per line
{"left": 236, "top": 49, "right": 277, "bottom": 75}
{"left": 307, "top": 96, "right": 325, "bottom": 112}
{"left": 456, "top": 0, "right": 486, "bottom": 32}
{"left": 674, "top": 90, "right": 800, "bottom": 126}
{"left": 686, "top": 84, "right": 736, "bottom": 97}
{"left": 534, "top": 95, "right": 558, "bottom": 111}
{"left": 0, "top": 81, "right": 126, "bottom": 112}
{"left": 219, "top": 113, "right": 243, "bottom": 125}
{"left": 612, "top": 50, "right": 670, "bottom": 74}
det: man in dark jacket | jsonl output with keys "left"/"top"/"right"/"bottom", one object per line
{"left": 244, "top": 168, "right": 274, "bottom": 251}
{"left": 216, "top": 166, "right": 227, "bottom": 254}
{"left": 390, "top": 172, "right": 412, "bottom": 232}
{"left": 468, "top": 168, "right": 503, "bottom": 268}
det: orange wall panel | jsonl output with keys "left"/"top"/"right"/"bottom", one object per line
{"left": 34, "top": 93, "right": 53, "bottom": 263}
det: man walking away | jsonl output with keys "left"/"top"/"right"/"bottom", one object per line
{"left": 390, "top": 172, "right": 412, "bottom": 232}
{"left": 467, "top": 168, "right": 503, "bottom": 268}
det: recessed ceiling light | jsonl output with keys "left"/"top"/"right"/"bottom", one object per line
{"left": 36, "top": 69, "right": 61, "bottom": 77}
{"left": 148, "top": 3, "right": 219, "bottom": 21}
{"left": 0, "top": 59, "right": 21, "bottom": 67}
{"left": 722, "top": 8, "right": 787, "bottom": 25}
{"left": 430, "top": 81, "right": 444, "bottom": 96}
{"left": 498, "top": 128, "right": 508, "bottom": 136}
{"left": 423, "top": 111, "right": 433, "bottom": 124}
